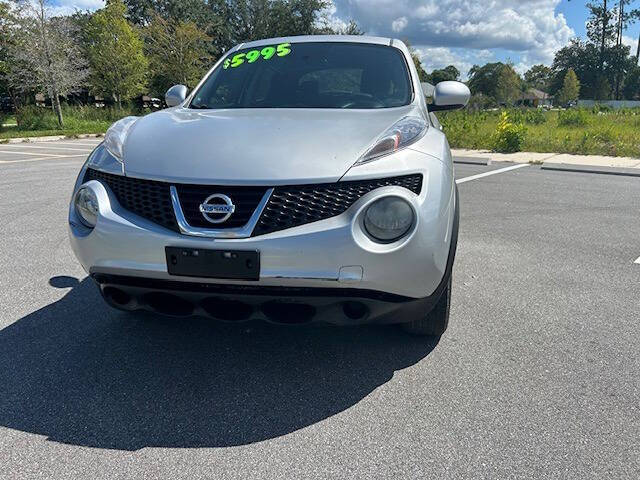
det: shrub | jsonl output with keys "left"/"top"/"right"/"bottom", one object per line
{"left": 524, "top": 109, "right": 547, "bottom": 125}
{"left": 558, "top": 109, "right": 589, "bottom": 127}
{"left": 591, "top": 104, "right": 613, "bottom": 113}
{"left": 509, "top": 108, "right": 547, "bottom": 125}
{"left": 466, "top": 93, "right": 496, "bottom": 112}
{"left": 492, "top": 112, "right": 526, "bottom": 153}
{"left": 14, "top": 105, "right": 138, "bottom": 132}
{"left": 15, "top": 106, "right": 60, "bottom": 130}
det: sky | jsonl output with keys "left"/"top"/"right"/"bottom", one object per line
{"left": 52, "top": 0, "right": 640, "bottom": 78}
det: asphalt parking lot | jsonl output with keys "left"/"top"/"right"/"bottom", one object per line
{"left": 0, "top": 139, "right": 639, "bottom": 479}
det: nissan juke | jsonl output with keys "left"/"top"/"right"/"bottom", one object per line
{"left": 68, "top": 35, "right": 470, "bottom": 336}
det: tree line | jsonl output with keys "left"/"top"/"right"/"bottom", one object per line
{"left": 0, "top": 0, "right": 360, "bottom": 126}
{"left": 408, "top": 1, "right": 640, "bottom": 107}
{"left": 2, "top": 0, "right": 640, "bottom": 129}
{"left": 462, "top": 1, "right": 640, "bottom": 106}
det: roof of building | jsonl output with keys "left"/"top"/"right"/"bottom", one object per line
{"left": 522, "top": 88, "right": 551, "bottom": 100}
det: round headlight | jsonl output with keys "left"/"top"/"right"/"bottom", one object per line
{"left": 364, "top": 196, "right": 414, "bottom": 243}
{"left": 74, "top": 187, "right": 99, "bottom": 228}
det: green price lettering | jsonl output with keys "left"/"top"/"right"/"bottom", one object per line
{"left": 231, "top": 53, "right": 245, "bottom": 67}
{"left": 246, "top": 50, "right": 260, "bottom": 63}
{"left": 276, "top": 42, "right": 291, "bottom": 57}
{"left": 261, "top": 46, "right": 276, "bottom": 60}
{"left": 224, "top": 43, "right": 293, "bottom": 69}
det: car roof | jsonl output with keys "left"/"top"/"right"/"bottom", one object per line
{"left": 236, "top": 35, "right": 400, "bottom": 51}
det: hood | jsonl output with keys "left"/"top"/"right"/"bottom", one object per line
{"left": 122, "top": 106, "right": 419, "bottom": 185}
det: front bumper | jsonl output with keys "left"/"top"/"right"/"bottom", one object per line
{"left": 69, "top": 154, "right": 456, "bottom": 323}
{"left": 91, "top": 273, "right": 449, "bottom": 325}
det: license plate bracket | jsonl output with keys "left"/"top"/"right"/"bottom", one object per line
{"left": 165, "top": 247, "right": 260, "bottom": 280}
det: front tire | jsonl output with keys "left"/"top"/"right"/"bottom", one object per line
{"left": 401, "top": 275, "right": 451, "bottom": 336}
{"left": 402, "top": 184, "right": 458, "bottom": 337}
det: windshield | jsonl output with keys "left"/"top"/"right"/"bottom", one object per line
{"left": 190, "top": 42, "right": 412, "bottom": 110}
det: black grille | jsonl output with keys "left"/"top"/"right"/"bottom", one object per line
{"left": 85, "top": 169, "right": 422, "bottom": 236}
{"left": 85, "top": 169, "right": 179, "bottom": 232}
{"left": 174, "top": 184, "right": 268, "bottom": 229}
{"left": 253, "top": 174, "right": 423, "bottom": 236}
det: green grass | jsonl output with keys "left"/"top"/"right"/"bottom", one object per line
{"left": 1, "top": 114, "right": 16, "bottom": 126}
{"left": 0, "top": 105, "right": 136, "bottom": 140}
{"left": 4, "top": 105, "right": 640, "bottom": 158}
{"left": 439, "top": 108, "right": 640, "bottom": 158}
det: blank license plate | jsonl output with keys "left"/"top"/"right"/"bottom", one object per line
{"left": 165, "top": 247, "right": 259, "bottom": 280}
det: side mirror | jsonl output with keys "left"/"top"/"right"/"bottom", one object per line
{"left": 430, "top": 81, "right": 470, "bottom": 111}
{"left": 165, "top": 85, "right": 188, "bottom": 107}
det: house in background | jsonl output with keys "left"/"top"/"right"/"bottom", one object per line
{"left": 519, "top": 88, "right": 552, "bottom": 108}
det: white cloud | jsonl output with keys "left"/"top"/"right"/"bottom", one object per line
{"left": 622, "top": 35, "right": 639, "bottom": 57}
{"left": 48, "top": 0, "right": 104, "bottom": 16}
{"left": 331, "top": 0, "right": 574, "bottom": 69}
{"left": 322, "top": 1, "right": 350, "bottom": 32}
{"left": 391, "top": 16, "right": 408, "bottom": 33}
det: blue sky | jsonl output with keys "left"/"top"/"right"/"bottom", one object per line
{"left": 53, "top": 0, "right": 640, "bottom": 77}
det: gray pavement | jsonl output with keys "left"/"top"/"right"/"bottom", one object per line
{"left": 0, "top": 142, "right": 639, "bottom": 479}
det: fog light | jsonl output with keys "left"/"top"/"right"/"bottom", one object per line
{"left": 74, "top": 187, "right": 99, "bottom": 228}
{"left": 364, "top": 196, "right": 414, "bottom": 242}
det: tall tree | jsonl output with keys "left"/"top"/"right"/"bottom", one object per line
{"left": 468, "top": 62, "right": 508, "bottom": 99}
{"left": 429, "top": 65, "right": 460, "bottom": 84}
{"left": 0, "top": 1, "right": 13, "bottom": 98}
{"left": 623, "top": 65, "right": 640, "bottom": 98}
{"left": 7, "top": 0, "right": 88, "bottom": 126}
{"left": 219, "top": 0, "right": 331, "bottom": 44}
{"left": 495, "top": 64, "right": 522, "bottom": 105}
{"left": 612, "top": 0, "right": 640, "bottom": 96}
{"left": 594, "top": 75, "right": 611, "bottom": 99}
{"left": 614, "top": 0, "right": 640, "bottom": 47}
{"left": 124, "top": 0, "right": 215, "bottom": 27}
{"left": 552, "top": 38, "right": 601, "bottom": 98}
{"left": 524, "top": 64, "right": 554, "bottom": 91}
{"left": 85, "top": 0, "right": 148, "bottom": 108}
{"left": 145, "top": 14, "right": 212, "bottom": 95}
{"left": 557, "top": 68, "right": 581, "bottom": 105}
{"left": 585, "top": 0, "right": 616, "bottom": 71}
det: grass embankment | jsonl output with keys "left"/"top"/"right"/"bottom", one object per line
{"left": 3, "top": 105, "right": 640, "bottom": 158}
{"left": 0, "top": 106, "right": 136, "bottom": 141}
{"left": 440, "top": 107, "right": 640, "bottom": 158}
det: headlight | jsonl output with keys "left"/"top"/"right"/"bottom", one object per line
{"left": 104, "top": 116, "right": 138, "bottom": 162}
{"left": 363, "top": 197, "right": 414, "bottom": 243}
{"left": 356, "top": 116, "right": 427, "bottom": 165}
{"left": 74, "top": 187, "right": 99, "bottom": 228}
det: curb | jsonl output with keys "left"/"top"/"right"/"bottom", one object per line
{"left": 0, "top": 133, "right": 103, "bottom": 144}
{"left": 541, "top": 163, "right": 640, "bottom": 178}
{"left": 453, "top": 157, "right": 488, "bottom": 166}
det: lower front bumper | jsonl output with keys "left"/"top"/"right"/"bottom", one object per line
{"left": 93, "top": 274, "right": 448, "bottom": 325}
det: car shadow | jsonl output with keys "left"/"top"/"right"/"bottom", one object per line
{"left": 0, "top": 276, "right": 438, "bottom": 451}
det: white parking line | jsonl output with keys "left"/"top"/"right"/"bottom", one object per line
{"left": 0, "top": 153, "right": 88, "bottom": 164}
{"left": 0, "top": 144, "right": 93, "bottom": 152}
{"left": 456, "top": 163, "right": 529, "bottom": 184}
{"left": 634, "top": 257, "right": 640, "bottom": 265}
{"left": 30, "top": 141, "right": 101, "bottom": 147}
{"left": 0, "top": 150, "right": 65, "bottom": 157}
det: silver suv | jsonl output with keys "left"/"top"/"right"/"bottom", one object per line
{"left": 68, "top": 35, "right": 470, "bottom": 336}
